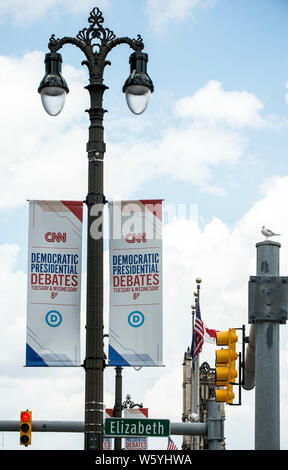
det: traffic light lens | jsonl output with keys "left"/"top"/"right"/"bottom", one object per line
{"left": 20, "top": 423, "right": 30, "bottom": 433}
{"left": 20, "top": 435, "right": 30, "bottom": 445}
{"left": 21, "top": 412, "right": 30, "bottom": 422}
{"left": 216, "top": 366, "right": 229, "bottom": 382}
{"left": 216, "top": 387, "right": 235, "bottom": 403}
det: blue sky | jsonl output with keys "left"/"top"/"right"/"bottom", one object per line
{"left": 0, "top": 0, "right": 288, "bottom": 451}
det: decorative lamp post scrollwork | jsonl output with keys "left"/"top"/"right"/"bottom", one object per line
{"left": 122, "top": 394, "right": 143, "bottom": 409}
{"left": 38, "top": 7, "right": 154, "bottom": 451}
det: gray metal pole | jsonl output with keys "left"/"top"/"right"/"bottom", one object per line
{"left": 206, "top": 399, "right": 224, "bottom": 450}
{"left": 254, "top": 240, "right": 280, "bottom": 450}
{"left": 0, "top": 421, "right": 84, "bottom": 432}
{"left": 170, "top": 422, "right": 207, "bottom": 436}
{"left": 0, "top": 420, "right": 207, "bottom": 435}
{"left": 114, "top": 367, "right": 123, "bottom": 450}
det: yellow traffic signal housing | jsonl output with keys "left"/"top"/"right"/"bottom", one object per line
{"left": 215, "top": 329, "right": 238, "bottom": 404}
{"left": 215, "top": 383, "right": 235, "bottom": 403}
{"left": 20, "top": 410, "right": 32, "bottom": 446}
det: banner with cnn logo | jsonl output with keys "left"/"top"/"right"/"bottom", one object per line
{"left": 26, "top": 200, "right": 83, "bottom": 366}
{"left": 108, "top": 200, "right": 163, "bottom": 367}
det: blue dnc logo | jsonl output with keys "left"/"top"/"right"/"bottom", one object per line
{"left": 128, "top": 311, "right": 145, "bottom": 328}
{"left": 45, "top": 310, "right": 62, "bottom": 327}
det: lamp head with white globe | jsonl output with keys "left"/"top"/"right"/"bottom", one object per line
{"left": 123, "top": 51, "right": 154, "bottom": 115}
{"left": 38, "top": 52, "right": 69, "bottom": 116}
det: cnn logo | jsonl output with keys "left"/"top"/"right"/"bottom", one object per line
{"left": 125, "top": 233, "right": 147, "bottom": 243}
{"left": 45, "top": 232, "right": 67, "bottom": 243}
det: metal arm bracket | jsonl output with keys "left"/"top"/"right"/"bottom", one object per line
{"left": 248, "top": 276, "right": 288, "bottom": 324}
{"left": 84, "top": 192, "right": 107, "bottom": 206}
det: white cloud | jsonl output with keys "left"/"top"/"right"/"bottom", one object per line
{"left": 105, "top": 101, "right": 247, "bottom": 199}
{"left": 174, "top": 80, "right": 266, "bottom": 128}
{"left": 0, "top": 55, "right": 254, "bottom": 208}
{"left": 105, "top": 80, "right": 281, "bottom": 199}
{"left": 0, "top": 51, "right": 89, "bottom": 209}
{"left": 0, "top": 244, "right": 26, "bottom": 367}
{"left": 146, "top": 0, "right": 215, "bottom": 32}
{"left": 0, "top": 0, "right": 108, "bottom": 23}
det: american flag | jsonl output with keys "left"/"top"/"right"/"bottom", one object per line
{"left": 191, "top": 300, "right": 204, "bottom": 360}
{"left": 167, "top": 437, "right": 178, "bottom": 450}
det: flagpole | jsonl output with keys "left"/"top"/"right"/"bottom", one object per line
{"left": 191, "top": 303, "right": 196, "bottom": 450}
{"left": 191, "top": 305, "right": 195, "bottom": 372}
{"left": 195, "top": 355, "right": 199, "bottom": 450}
{"left": 194, "top": 278, "right": 201, "bottom": 450}
{"left": 189, "top": 278, "right": 218, "bottom": 450}
{"left": 190, "top": 277, "right": 204, "bottom": 450}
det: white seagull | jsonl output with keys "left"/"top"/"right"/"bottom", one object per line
{"left": 261, "top": 226, "right": 281, "bottom": 239}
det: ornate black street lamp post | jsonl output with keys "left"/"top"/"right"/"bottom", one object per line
{"left": 38, "top": 7, "right": 153, "bottom": 450}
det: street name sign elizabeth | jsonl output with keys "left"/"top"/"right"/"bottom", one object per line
{"left": 105, "top": 418, "right": 170, "bottom": 437}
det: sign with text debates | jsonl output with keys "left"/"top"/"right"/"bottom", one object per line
{"left": 26, "top": 200, "right": 83, "bottom": 367}
{"left": 108, "top": 200, "right": 163, "bottom": 367}
{"left": 103, "top": 408, "right": 114, "bottom": 450}
{"left": 124, "top": 408, "right": 149, "bottom": 450}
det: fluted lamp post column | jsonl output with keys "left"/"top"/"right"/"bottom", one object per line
{"left": 38, "top": 7, "right": 154, "bottom": 450}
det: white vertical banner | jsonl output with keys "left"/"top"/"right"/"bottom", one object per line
{"left": 124, "top": 408, "right": 149, "bottom": 450}
{"left": 108, "top": 200, "right": 163, "bottom": 367}
{"left": 26, "top": 200, "right": 83, "bottom": 367}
